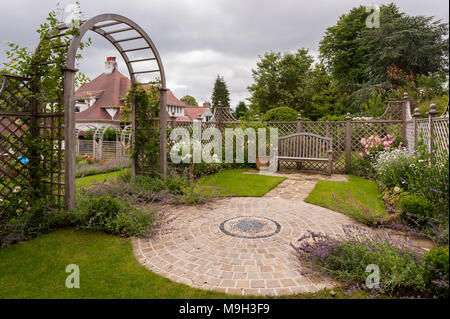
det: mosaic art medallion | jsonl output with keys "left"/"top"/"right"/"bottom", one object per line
{"left": 219, "top": 216, "right": 281, "bottom": 239}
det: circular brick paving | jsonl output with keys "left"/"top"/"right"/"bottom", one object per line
{"left": 132, "top": 196, "right": 360, "bottom": 296}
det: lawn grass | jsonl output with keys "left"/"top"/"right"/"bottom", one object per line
{"left": 197, "top": 168, "right": 286, "bottom": 197}
{"left": 0, "top": 229, "right": 231, "bottom": 299}
{"left": 304, "top": 175, "right": 386, "bottom": 225}
{"left": 0, "top": 229, "right": 377, "bottom": 299}
{"left": 76, "top": 169, "right": 128, "bottom": 190}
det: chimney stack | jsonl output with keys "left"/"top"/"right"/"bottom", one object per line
{"left": 104, "top": 57, "right": 117, "bottom": 75}
{"left": 203, "top": 101, "right": 211, "bottom": 108}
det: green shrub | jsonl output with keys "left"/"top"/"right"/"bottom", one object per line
{"left": 72, "top": 196, "right": 154, "bottom": 236}
{"left": 165, "top": 174, "right": 189, "bottom": 195}
{"left": 263, "top": 106, "right": 298, "bottom": 122}
{"left": 318, "top": 114, "right": 346, "bottom": 121}
{"left": 423, "top": 246, "right": 449, "bottom": 298}
{"left": 293, "top": 225, "right": 428, "bottom": 295}
{"left": 399, "top": 195, "right": 435, "bottom": 226}
{"left": 350, "top": 157, "right": 375, "bottom": 178}
{"left": 373, "top": 149, "right": 414, "bottom": 188}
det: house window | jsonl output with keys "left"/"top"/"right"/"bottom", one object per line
{"left": 75, "top": 106, "right": 80, "bottom": 113}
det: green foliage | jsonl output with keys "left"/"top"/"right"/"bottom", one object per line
{"left": 76, "top": 159, "right": 131, "bottom": 178}
{"left": 319, "top": 4, "right": 448, "bottom": 112}
{"left": 211, "top": 75, "right": 230, "bottom": 109}
{"left": 233, "top": 101, "right": 249, "bottom": 119}
{"left": 263, "top": 106, "right": 298, "bottom": 122}
{"left": 180, "top": 95, "right": 198, "bottom": 106}
{"left": 0, "top": 5, "right": 91, "bottom": 245}
{"left": 72, "top": 196, "right": 155, "bottom": 237}
{"left": 373, "top": 149, "right": 415, "bottom": 188}
{"left": 294, "top": 226, "right": 428, "bottom": 295}
{"left": 423, "top": 246, "right": 449, "bottom": 298}
{"left": 248, "top": 50, "right": 341, "bottom": 119}
{"left": 399, "top": 195, "right": 435, "bottom": 226}
{"left": 350, "top": 156, "right": 375, "bottom": 178}
{"left": 164, "top": 174, "right": 189, "bottom": 195}
{"left": 123, "top": 84, "right": 161, "bottom": 176}
{"left": 318, "top": 114, "right": 346, "bottom": 121}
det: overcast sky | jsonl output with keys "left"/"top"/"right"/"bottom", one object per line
{"left": 0, "top": 0, "right": 448, "bottom": 108}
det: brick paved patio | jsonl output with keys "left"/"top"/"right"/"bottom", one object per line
{"left": 132, "top": 171, "right": 361, "bottom": 296}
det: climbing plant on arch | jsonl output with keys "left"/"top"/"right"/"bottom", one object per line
{"left": 0, "top": 12, "right": 167, "bottom": 212}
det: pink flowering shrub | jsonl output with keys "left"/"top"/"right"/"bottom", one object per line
{"left": 359, "top": 134, "right": 404, "bottom": 160}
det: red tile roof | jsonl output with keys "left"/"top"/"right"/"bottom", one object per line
{"left": 74, "top": 65, "right": 208, "bottom": 122}
{"left": 75, "top": 68, "right": 130, "bottom": 121}
{"left": 184, "top": 107, "right": 209, "bottom": 120}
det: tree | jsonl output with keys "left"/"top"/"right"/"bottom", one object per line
{"left": 211, "top": 75, "right": 230, "bottom": 110}
{"left": 319, "top": 4, "right": 449, "bottom": 111}
{"left": 233, "top": 101, "right": 248, "bottom": 119}
{"left": 180, "top": 95, "right": 198, "bottom": 106}
{"left": 247, "top": 49, "right": 339, "bottom": 120}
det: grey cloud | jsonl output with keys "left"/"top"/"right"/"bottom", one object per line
{"left": 0, "top": 0, "right": 448, "bottom": 108}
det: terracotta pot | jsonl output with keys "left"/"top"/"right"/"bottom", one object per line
{"left": 256, "top": 155, "right": 271, "bottom": 169}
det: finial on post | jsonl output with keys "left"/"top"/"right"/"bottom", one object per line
{"left": 413, "top": 107, "right": 422, "bottom": 118}
{"left": 297, "top": 113, "right": 302, "bottom": 121}
{"left": 345, "top": 112, "right": 351, "bottom": 120}
{"left": 403, "top": 92, "right": 410, "bottom": 100}
{"left": 427, "top": 104, "right": 439, "bottom": 117}
{"left": 254, "top": 114, "right": 259, "bottom": 121}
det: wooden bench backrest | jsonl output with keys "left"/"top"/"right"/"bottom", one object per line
{"left": 278, "top": 133, "right": 332, "bottom": 159}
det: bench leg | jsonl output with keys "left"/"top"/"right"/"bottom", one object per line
{"left": 327, "top": 159, "right": 332, "bottom": 175}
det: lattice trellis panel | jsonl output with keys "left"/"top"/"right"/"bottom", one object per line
{"left": 379, "top": 101, "right": 404, "bottom": 120}
{"left": 0, "top": 74, "right": 65, "bottom": 213}
{"left": 416, "top": 119, "right": 430, "bottom": 149}
{"left": 296, "top": 121, "right": 346, "bottom": 173}
{"left": 432, "top": 118, "right": 449, "bottom": 160}
{"left": 134, "top": 117, "right": 160, "bottom": 175}
{"left": 266, "top": 122, "right": 297, "bottom": 136}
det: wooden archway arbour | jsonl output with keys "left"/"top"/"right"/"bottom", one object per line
{"left": 38, "top": 13, "right": 168, "bottom": 209}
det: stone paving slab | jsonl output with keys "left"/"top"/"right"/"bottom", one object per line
{"left": 133, "top": 170, "right": 434, "bottom": 296}
{"left": 245, "top": 169, "right": 348, "bottom": 202}
{"left": 133, "top": 196, "right": 359, "bottom": 296}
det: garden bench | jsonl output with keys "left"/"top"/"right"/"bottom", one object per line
{"left": 278, "top": 132, "right": 333, "bottom": 175}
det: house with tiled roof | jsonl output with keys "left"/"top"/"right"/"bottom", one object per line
{"left": 75, "top": 57, "right": 212, "bottom": 131}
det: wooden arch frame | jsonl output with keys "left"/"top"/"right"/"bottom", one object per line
{"left": 36, "top": 13, "right": 167, "bottom": 209}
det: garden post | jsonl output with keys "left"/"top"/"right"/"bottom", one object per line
{"left": 427, "top": 104, "right": 439, "bottom": 163}
{"left": 159, "top": 88, "right": 168, "bottom": 178}
{"left": 345, "top": 113, "right": 351, "bottom": 171}
{"left": 63, "top": 66, "right": 78, "bottom": 210}
{"left": 296, "top": 113, "right": 302, "bottom": 169}
{"left": 412, "top": 107, "right": 421, "bottom": 152}
{"left": 296, "top": 113, "right": 302, "bottom": 133}
{"left": 401, "top": 92, "right": 411, "bottom": 140}
{"left": 131, "top": 88, "right": 136, "bottom": 179}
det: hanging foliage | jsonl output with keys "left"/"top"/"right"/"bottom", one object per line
{"left": 123, "top": 83, "right": 161, "bottom": 176}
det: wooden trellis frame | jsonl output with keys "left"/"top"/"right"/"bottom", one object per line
{"left": 1, "top": 13, "right": 167, "bottom": 210}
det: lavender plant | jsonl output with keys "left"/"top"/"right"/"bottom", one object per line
{"left": 292, "top": 224, "right": 438, "bottom": 296}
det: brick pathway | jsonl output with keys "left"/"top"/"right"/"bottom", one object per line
{"left": 132, "top": 171, "right": 361, "bottom": 296}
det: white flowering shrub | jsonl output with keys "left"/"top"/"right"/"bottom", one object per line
{"left": 373, "top": 149, "right": 416, "bottom": 188}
